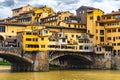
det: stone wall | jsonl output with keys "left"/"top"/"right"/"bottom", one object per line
{"left": 111, "top": 56, "right": 120, "bottom": 70}
{"left": 92, "top": 54, "right": 111, "bottom": 69}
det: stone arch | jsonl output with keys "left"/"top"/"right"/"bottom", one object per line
{"left": 50, "top": 53, "right": 93, "bottom": 68}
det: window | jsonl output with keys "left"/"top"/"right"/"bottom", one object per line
{"left": 100, "top": 47, "right": 102, "bottom": 51}
{"left": 68, "top": 24, "right": 70, "bottom": 27}
{"left": 100, "top": 30, "right": 104, "bottom": 35}
{"left": 100, "top": 37, "right": 104, "bottom": 42}
{"left": 112, "top": 29, "right": 116, "bottom": 32}
{"left": 96, "top": 36, "right": 98, "bottom": 40}
{"left": 107, "top": 16, "right": 111, "bottom": 19}
{"left": 74, "top": 25, "right": 76, "bottom": 28}
{"left": 99, "top": 23, "right": 104, "bottom": 26}
{"left": 12, "top": 30, "right": 14, "bottom": 33}
{"left": 36, "top": 38, "right": 38, "bottom": 41}
{"left": 33, "top": 32, "right": 37, "bottom": 35}
{"left": 15, "top": 10, "right": 19, "bottom": 13}
{"left": 62, "top": 39, "right": 66, "bottom": 42}
{"left": 26, "top": 32, "right": 31, "bottom": 35}
{"left": 44, "top": 30, "right": 48, "bottom": 34}
{"left": 113, "top": 37, "right": 115, "bottom": 41}
{"left": 97, "top": 16, "right": 100, "bottom": 21}
{"left": 72, "top": 35, "right": 74, "bottom": 37}
{"left": 90, "top": 16, "right": 93, "bottom": 20}
{"left": 65, "top": 36, "right": 68, "bottom": 39}
{"left": 118, "top": 43, "right": 120, "bottom": 46}
{"left": 96, "top": 30, "right": 98, "bottom": 33}
{"left": 26, "top": 38, "right": 31, "bottom": 41}
{"left": 79, "top": 46, "right": 83, "bottom": 50}
{"left": 0, "top": 25, "right": 5, "bottom": 32}
{"left": 41, "top": 38, "right": 44, "bottom": 41}
{"left": 107, "top": 37, "right": 111, "bottom": 40}
{"left": 107, "top": 29, "right": 111, "bottom": 33}
{"left": 118, "top": 28, "right": 120, "bottom": 32}
{"left": 41, "top": 45, "right": 45, "bottom": 48}
{"left": 85, "top": 46, "right": 89, "bottom": 50}
{"left": 115, "top": 15, "right": 120, "bottom": 19}
{"left": 112, "top": 43, "right": 116, "bottom": 46}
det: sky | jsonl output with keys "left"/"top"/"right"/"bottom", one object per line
{"left": 0, "top": 0, "right": 120, "bottom": 18}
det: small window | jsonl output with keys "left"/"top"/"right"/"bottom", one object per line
{"left": 41, "top": 38, "right": 44, "bottom": 41}
{"left": 26, "top": 38, "right": 31, "bottom": 41}
{"left": 107, "top": 29, "right": 111, "bottom": 33}
{"left": 41, "top": 45, "right": 45, "bottom": 48}
{"left": 100, "top": 30, "right": 104, "bottom": 35}
{"left": 85, "top": 46, "right": 89, "bottom": 50}
{"left": 99, "top": 23, "right": 104, "bottom": 26}
{"left": 112, "top": 29, "right": 116, "bottom": 32}
{"left": 62, "top": 39, "right": 66, "bottom": 42}
{"left": 26, "top": 32, "right": 31, "bottom": 35}
{"left": 107, "top": 16, "right": 111, "bottom": 19}
{"left": 12, "top": 30, "right": 14, "bottom": 33}
{"left": 100, "top": 37, "right": 104, "bottom": 42}
{"left": 74, "top": 25, "right": 76, "bottom": 28}
{"left": 107, "top": 37, "right": 111, "bottom": 40}
{"left": 68, "top": 24, "right": 70, "bottom": 27}
{"left": 96, "top": 30, "right": 98, "bottom": 33}
{"left": 36, "top": 38, "right": 38, "bottom": 41}
{"left": 72, "top": 35, "right": 74, "bottom": 37}
{"left": 97, "top": 16, "right": 100, "bottom": 21}
{"left": 79, "top": 46, "right": 83, "bottom": 50}
{"left": 96, "top": 36, "right": 98, "bottom": 40}
{"left": 44, "top": 30, "right": 48, "bottom": 34}
{"left": 90, "top": 16, "right": 93, "bottom": 20}
{"left": 118, "top": 29, "right": 120, "bottom": 32}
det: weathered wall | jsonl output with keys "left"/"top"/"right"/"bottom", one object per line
{"left": 111, "top": 56, "right": 120, "bottom": 70}
{"left": 33, "top": 51, "right": 49, "bottom": 71}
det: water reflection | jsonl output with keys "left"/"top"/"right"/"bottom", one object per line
{"left": 0, "top": 66, "right": 120, "bottom": 80}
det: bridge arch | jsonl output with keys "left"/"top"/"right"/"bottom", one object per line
{"left": 50, "top": 52, "right": 93, "bottom": 69}
{"left": 0, "top": 51, "right": 33, "bottom": 65}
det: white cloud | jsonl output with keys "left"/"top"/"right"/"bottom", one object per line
{"left": 0, "top": 0, "right": 120, "bottom": 18}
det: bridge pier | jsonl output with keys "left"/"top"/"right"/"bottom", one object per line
{"left": 33, "top": 51, "right": 49, "bottom": 72}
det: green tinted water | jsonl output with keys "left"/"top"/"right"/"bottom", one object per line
{"left": 0, "top": 66, "right": 120, "bottom": 80}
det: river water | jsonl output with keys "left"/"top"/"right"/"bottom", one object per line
{"left": 0, "top": 66, "right": 120, "bottom": 80}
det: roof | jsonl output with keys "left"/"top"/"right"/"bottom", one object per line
{"left": 12, "top": 4, "right": 32, "bottom": 11}
{"left": 76, "top": 6, "right": 96, "bottom": 11}
{"left": 104, "top": 10, "right": 120, "bottom": 16}
{"left": 0, "top": 22, "right": 27, "bottom": 26}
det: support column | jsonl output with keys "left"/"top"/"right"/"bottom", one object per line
{"left": 33, "top": 51, "right": 49, "bottom": 72}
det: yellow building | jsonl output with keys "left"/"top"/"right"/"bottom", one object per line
{"left": 87, "top": 9, "right": 104, "bottom": 45}
{"left": 17, "top": 25, "right": 93, "bottom": 52}
{"left": 0, "top": 23, "right": 27, "bottom": 46}
{"left": 86, "top": 6, "right": 120, "bottom": 55}
{"left": 12, "top": 4, "right": 33, "bottom": 17}
{"left": 95, "top": 9, "right": 120, "bottom": 55}
{"left": 41, "top": 11, "right": 87, "bottom": 29}
{"left": 17, "top": 6, "right": 55, "bottom": 24}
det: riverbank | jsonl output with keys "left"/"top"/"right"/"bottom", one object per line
{"left": 0, "top": 62, "right": 11, "bottom": 65}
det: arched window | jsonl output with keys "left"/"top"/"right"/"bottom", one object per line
{"left": 97, "top": 16, "right": 100, "bottom": 21}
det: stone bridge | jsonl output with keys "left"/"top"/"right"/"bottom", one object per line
{"left": 0, "top": 48, "right": 111, "bottom": 71}
{"left": 0, "top": 47, "right": 49, "bottom": 72}
{"left": 49, "top": 51, "right": 94, "bottom": 69}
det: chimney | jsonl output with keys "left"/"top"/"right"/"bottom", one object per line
{"left": 112, "top": 11, "right": 114, "bottom": 13}
{"left": 119, "top": 9, "right": 120, "bottom": 12}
